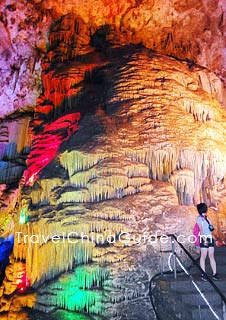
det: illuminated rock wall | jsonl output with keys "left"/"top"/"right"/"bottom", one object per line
{"left": 3, "top": 47, "right": 226, "bottom": 319}
{"left": 0, "top": 1, "right": 226, "bottom": 118}
{"left": 0, "top": 3, "right": 226, "bottom": 320}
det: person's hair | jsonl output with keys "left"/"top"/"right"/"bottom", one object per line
{"left": 197, "top": 203, "right": 207, "bottom": 215}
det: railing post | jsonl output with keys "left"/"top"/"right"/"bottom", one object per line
{"left": 198, "top": 305, "right": 202, "bottom": 320}
{"left": 222, "top": 301, "right": 226, "bottom": 320}
{"left": 159, "top": 239, "right": 163, "bottom": 275}
{"left": 171, "top": 236, "right": 177, "bottom": 279}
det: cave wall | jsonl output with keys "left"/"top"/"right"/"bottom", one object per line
{"left": 0, "top": 1, "right": 226, "bottom": 320}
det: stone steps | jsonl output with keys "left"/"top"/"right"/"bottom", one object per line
{"left": 151, "top": 246, "right": 226, "bottom": 320}
{"left": 192, "top": 306, "right": 223, "bottom": 320}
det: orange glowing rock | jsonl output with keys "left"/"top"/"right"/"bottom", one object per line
{"left": 35, "top": 105, "right": 53, "bottom": 114}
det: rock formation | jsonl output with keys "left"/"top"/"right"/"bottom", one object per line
{"left": 0, "top": 1, "right": 226, "bottom": 319}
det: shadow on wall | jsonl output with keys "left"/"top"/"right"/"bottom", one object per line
{"left": 22, "top": 32, "right": 147, "bottom": 185}
{"left": 0, "top": 142, "right": 27, "bottom": 185}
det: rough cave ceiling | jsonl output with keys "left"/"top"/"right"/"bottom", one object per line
{"left": 0, "top": 0, "right": 226, "bottom": 118}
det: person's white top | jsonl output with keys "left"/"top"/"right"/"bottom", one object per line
{"left": 197, "top": 216, "right": 212, "bottom": 238}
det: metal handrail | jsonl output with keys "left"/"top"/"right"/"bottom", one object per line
{"left": 149, "top": 271, "right": 167, "bottom": 320}
{"left": 168, "top": 234, "right": 226, "bottom": 305}
{"left": 149, "top": 233, "right": 226, "bottom": 320}
{"left": 172, "top": 252, "right": 220, "bottom": 320}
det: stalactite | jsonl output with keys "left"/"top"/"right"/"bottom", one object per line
{"left": 93, "top": 247, "right": 129, "bottom": 264}
{"left": 181, "top": 97, "right": 214, "bottom": 122}
{"left": 57, "top": 189, "right": 90, "bottom": 203}
{"left": 89, "top": 221, "right": 125, "bottom": 235}
{"left": 123, "top": 144, "right": 226, "bottom": 205}
{"left": 13, "top": 194, "right": 134, "bottom": 287}
{"left": 87, "top": 180, "right": 118, "bottom": 202}
{"left": 24, "top": 240, "right": 95, "bottom": 285}
{"left": 34, "top": 178, "right": 64, "bottom": 204}
{"left": 70, "top": 168, "right": 97, "bottom": 187}
{"left": 74, "top": 265, "right": 109, "bottom": 289}
{"left": 126, "top": 163, "right": 149, "bottom": 178}
{"left": 14, "top": 214, "right": 104, "bottom": 285}
{"left": 60, "top": 151, "right": 108, "bottom": 177}
{"left": 124, "top": 148, "right": 148, "bottom": 165}
{"left": 55, "top": 142, "right": 225, "bottom": 206}
{"left": 0, "top": 118, "right": 31, "bottom": 161}
{"left": 197, "top": 70, "right": 226, "bottom": 108}
{"left": 123, "top": 186, "right": 136, "bottom": 196}
{"left": 37, "top": 284, "right": 104, "bottom": 314}
{"left": 86, "top": 207, "right": 133, "bottom": 221}
{"left": 30, "top": 187, "right": 42, "bottom": 205}
{"left": 57, "top": 177, "right": 136, "bottom": 203}
{"left": 170, "top": 169, "right": 195, "bottom": 204}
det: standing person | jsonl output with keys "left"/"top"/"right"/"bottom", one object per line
{"left": 196, "top": 203, "right": 220, "bottom": 281}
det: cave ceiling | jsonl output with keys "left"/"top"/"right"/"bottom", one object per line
{"left": 0, "top": 0, "right": 226, "bottom": 118}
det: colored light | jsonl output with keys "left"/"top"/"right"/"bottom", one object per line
{"left": 22, "top": 112, "right": 80, "bottom": 186}
{"left": 19, "top": 208, "right": 28, "bottom": 224}
{"left": 17, "top": 271, "right": 30, "bottom": 293}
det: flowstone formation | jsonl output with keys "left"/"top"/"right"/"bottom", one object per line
{"left": 0, "top": 0, "right": 226, "bottom": 119}
{"left": 0, "top": 3, "right": 226, "bottom": 320}
{"left": 2, "top": 38, "right": 226, "bottom": 320}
